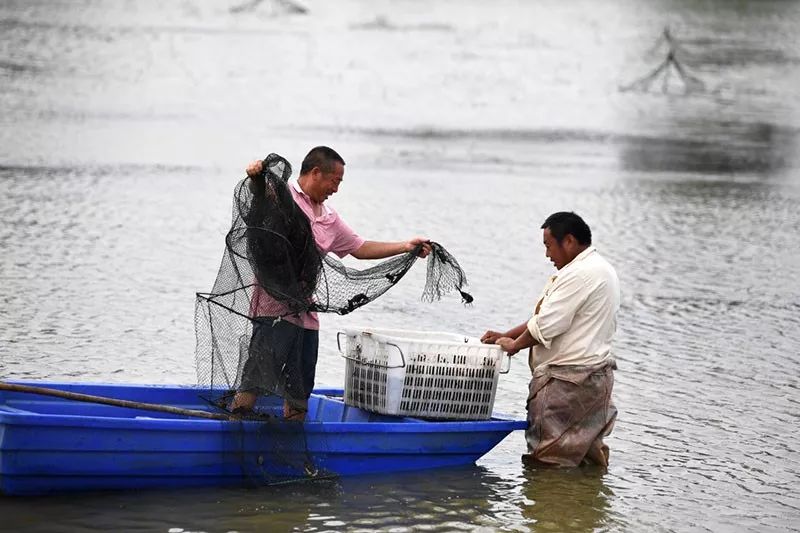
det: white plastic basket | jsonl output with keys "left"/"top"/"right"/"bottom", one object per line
{"left": 338, "top": 327, "right": 510, "bottom": 420}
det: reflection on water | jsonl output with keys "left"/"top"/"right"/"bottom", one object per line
{"left": 0, "top": 464, "right": 621, "bottom": 532}
{"left": 618, "top": 119, "right": 797, "bottom": 175}
{"left": 0, "top": 466, "right": 528, "bottom": 532}
{"left": 521, "top": 466, "right": 614, "bottom": 533}
{"left": 682, "top": 35, "right": 800, "bottom": 69}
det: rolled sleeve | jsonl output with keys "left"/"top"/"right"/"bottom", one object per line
{"left": 526, "top": 272, "right": 588, "bottom": 349}
{"left": 527, "top": 315, "right": 551, "bottom": 349}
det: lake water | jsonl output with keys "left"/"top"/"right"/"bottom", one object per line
{"left": 1, "top": 0, "right": 799, "bottom": 531}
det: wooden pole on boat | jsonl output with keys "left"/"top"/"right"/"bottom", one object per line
{"left": 0, "top": 382, "right": 233, "bottom": 421}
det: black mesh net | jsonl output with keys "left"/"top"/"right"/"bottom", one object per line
{"left": 194, "top": 153, "right": 471, "bottom": 483}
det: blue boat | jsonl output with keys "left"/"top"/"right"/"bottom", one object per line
{"left": 0, "top": 381, "right": 526, "bottom": 495}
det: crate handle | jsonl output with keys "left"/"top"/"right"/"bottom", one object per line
{"left": 336, "top": 332, "right": 407, "bottom": 369}
{"left": 499, "top": 354, "right": 512, "bottom": 374}
{"left": 336, "top": 331, "right": 346, "bottom": 353}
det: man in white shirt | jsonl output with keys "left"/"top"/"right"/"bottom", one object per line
{"left": 481, "top": 212, "right": 619, "bottom": 467}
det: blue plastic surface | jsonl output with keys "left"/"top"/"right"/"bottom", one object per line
{"left": 0, "top": 381, "right": 526, "bottom": 495}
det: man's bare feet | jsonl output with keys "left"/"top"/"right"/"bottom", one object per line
{"left": 283, "top": 400, "right": 307, "bottom": 422}
{"left": 229, "top": 391, "right": 257, "bottom": 416}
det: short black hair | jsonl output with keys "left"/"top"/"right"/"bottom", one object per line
{"left": 541, "top": 212, "right": 592, "bottom": 245}
{"left": 299, "top": 146, "right": 345, "bottom": 175}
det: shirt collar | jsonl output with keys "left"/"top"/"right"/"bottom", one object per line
{"left": 290, "top": 179, "right": 332, "bottom": 216}
{"left": 561, "top": 246, "right": 596, "bottom": 271}
{"left": 290, "top": 178, "right": 305, "bottom": 195}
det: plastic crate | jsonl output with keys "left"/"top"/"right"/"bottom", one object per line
{"left": 338, "top": 327, "right": 508, "bottom": 420}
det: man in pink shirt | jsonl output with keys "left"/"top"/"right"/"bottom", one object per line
{"left": 231, "top": 146, "right": 431, "bottom": 420}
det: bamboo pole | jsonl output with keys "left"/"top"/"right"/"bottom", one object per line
{"left": 0, "top": 382, "right": 233, "bottom": 421}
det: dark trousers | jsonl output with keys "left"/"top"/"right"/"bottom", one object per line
{"left": 240, "top": 317, "right": 320, "bottom": 405}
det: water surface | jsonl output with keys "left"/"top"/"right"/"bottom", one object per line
{"left": 1, "top": 0, "right": 799, "bottom": 531}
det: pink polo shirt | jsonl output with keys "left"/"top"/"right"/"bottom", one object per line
{"left": 249, "top": 179, "right": 365, "bottom": 330}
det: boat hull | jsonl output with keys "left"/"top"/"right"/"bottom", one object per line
{"left": 0, "top": 382, "right": 526, "bottom": 495}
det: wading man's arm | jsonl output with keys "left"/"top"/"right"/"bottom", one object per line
{"left": 495, "top": 328, "right": 539, "bottom": 356}
{"left": 481, "top": 322, "right": 529, "bottom": 345}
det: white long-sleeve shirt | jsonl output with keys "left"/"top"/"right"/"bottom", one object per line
{"left": 526, "top": 246, "right": 620, "bottom": 372}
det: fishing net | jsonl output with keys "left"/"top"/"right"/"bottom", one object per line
{"left": 194, "top": 153, "right": 471, "bottom": 484}
{"left": 620, "top": 27, "right": 704, "bottom": 94}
